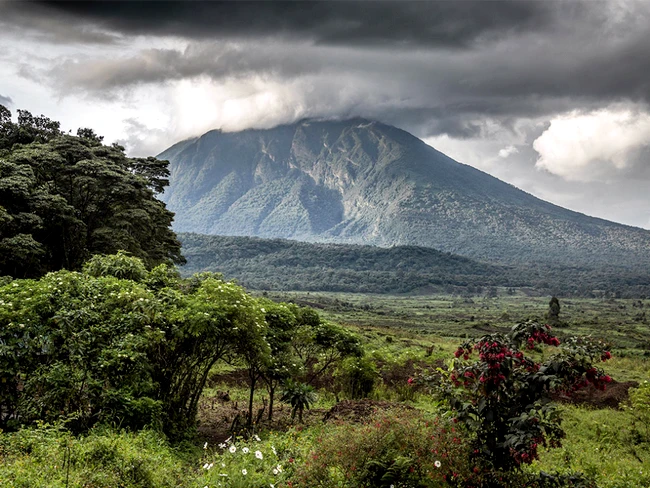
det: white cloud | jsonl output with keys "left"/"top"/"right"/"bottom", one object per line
{"left": 498, "top": 145, "right": 518, "bottom": 158}
{"left": 533, "top": 108, "right": 650, "bottom": 180}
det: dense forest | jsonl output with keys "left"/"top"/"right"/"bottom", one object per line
{"left": 0, "top": 105, "right": 183, "bottom": 278}
{"left": 180, "top": 233, "right": 650, "bottom": 298}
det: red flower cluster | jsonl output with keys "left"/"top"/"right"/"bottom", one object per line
{"left": 601, "top": 351, "right": 612, "bottom": 361}
{"left": 510, "top": 436, "right": 543, "bottom": 465}
{"left": 454, "top": 346, "right": 471, "bottom": 360}
{"left": 473, "top": 340, "right": 515, "bottom": 386}
{"left": 526, "top": 327, "right": 560, "bottom": 349}
{"left": 586, "top": 367, "right": 612, "bottom": 391}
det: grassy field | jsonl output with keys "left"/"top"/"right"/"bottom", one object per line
{"left": 261, "top": 291, "right": 650, "bottom": 356}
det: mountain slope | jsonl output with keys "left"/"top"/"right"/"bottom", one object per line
{"left": 159, "top": 119, "right": 650, "bottom": 267}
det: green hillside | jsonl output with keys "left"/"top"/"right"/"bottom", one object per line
{"left": 179, "top": 233, "right": 650, "bottom": 297}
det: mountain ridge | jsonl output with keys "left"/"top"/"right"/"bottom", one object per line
{"left": 159, "top": 118, "right": 650, "bottom": 268}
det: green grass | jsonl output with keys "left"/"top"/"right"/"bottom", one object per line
{"left": 0, "top": 426, "right": 194, "bottom": 488}
{"left": 533, "top": 406, "right": 650, "bottom": 487}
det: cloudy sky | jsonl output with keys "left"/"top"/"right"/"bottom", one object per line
{"left": 1, "top": 1, "right": 650, "bottom": 229}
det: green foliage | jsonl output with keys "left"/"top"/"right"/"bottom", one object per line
{"left": 0, "top": 425, "right": 190, "bottom": 488}
{"left": 83, "top": 251, "right": 149, "bottom": 281}
{"left": 0, "top": 105, "right": 183, "bottom": 278}
{"left": 291, "top": 409, "right": 473, "bottom": 488}
{"left": 281, "top": 381, "right": 317, "bottom": 423}
{"left": 0, "top": 254, "right": 266, "bottom": 440}
{"left": 292, "top": 319, "right": 363, "bottom": 385}
{"left": 335, "top": 355, "right": 379, "bottom": 399}
{"left": 429, "top": 321, "right": 612, "bottom": 472}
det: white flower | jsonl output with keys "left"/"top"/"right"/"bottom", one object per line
{"left": 229, "top": 446, "right": 236, "bottom": 453}
{"left": 271, "top": 446, "right": 277, "bottom": 455}
{"left": 203, "top": 463, "right": 209, "bottom": 469}
{"left": 253, "top": 434, "right": 261, "bottom": 442}
{"left": 242, "top": 469, "right": 248, "bottom": 475}
{"left": 203, "top": 442, "right": 208, "bottom": 449}
{"left": 255, "top": 450, "right": 263, "bottom": 459}
{"left": 276, "top": 464, "right": 283, "bottom": 473}
{"left": 218, "top": 443, "right": 226, "bottom": 449}
{"left": 242, "top": 447, "right": 249, "bottom": 454}
{"left": 273, "top": 469, "right": 278, "bottom": 475}
{"left": 435, "top": 460, "right": 442, "bottom": 468}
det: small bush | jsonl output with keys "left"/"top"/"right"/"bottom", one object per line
{"left": 335, "top": 355, "right": 378, "bottom": 399}
{"left": 291, "top": 408, "right": 473, "bottom": 487}
{"left": 198, "top": 435, "right": 292, "bottom": 488}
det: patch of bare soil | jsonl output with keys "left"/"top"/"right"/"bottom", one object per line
{"left": 322, "top": 399, "right": 412, "bottom": 423}
{"left": 196, "top": 392, "right": 327, "bottom": 445}
{"left": 554, "top": 380, "right": 639, "bottom": 409}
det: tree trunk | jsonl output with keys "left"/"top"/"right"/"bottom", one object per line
{"left": 247, "top": 375, "right": 256, "bottom": 427}
{"left": 268, "top": 385, "right": 275, "bottom": 421}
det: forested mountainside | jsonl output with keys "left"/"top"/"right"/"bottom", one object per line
{"left": 160, "top": 119, "right": 650, "bottom": 268}
{"left": 179, "top": 233, "right": 650, "bottom": 297}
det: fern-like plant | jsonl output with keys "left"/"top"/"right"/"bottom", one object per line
{"left": 280, "top": 381, "right": 317, "bottom": 423}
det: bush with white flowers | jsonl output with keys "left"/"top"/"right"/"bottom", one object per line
{"left": 199, "top": 435, "right": 291, "bottom": 488}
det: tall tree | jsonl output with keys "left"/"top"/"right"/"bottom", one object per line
{"left": 0, "top": 105, "right": 184, "bottom": 277}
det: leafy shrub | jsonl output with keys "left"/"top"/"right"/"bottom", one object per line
{"left": 281, "top": 381, "right": 318, "bottom": 423}
{"left": 427, "top": 321, "right": 612, "bottom": 473}
{"left": 335, "top": 355, "right": 379, "bottom": 399}
{"left": 0, "top": 254, "right": 268, "bottom": 440}
{"left": 291, "top": 409, "right": 473, "bottom": 487}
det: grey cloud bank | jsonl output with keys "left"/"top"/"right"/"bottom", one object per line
{"left": 1, "top": 0, "right": 650, "bottom": 228}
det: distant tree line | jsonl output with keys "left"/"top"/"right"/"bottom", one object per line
{"left": 179, "top": 233, "right": 650, "bottom": 298}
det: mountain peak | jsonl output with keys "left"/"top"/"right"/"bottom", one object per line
{"left": 159, "top": 120, "right": 650, "bottom": 268}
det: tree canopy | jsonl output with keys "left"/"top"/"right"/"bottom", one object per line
{"left": 0, "top": 105, "right": 184, "bottom": 278}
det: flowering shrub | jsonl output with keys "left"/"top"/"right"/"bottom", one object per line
{"left": 0, "top": 254, "right": 268, "bottom": 441}
{"left": 199, "top": 435, "right": 291, "bottom": 488}
{"left": 291, "top": 408, "right": 473, "bottom": 487}
{"left": 429, "top": 321, "right": 612, "bottom": 473}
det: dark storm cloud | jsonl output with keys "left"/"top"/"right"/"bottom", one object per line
{"left": 5, "top": 0, "right": 650, "bottom": 146}
{"left": 0, "top": 1, "right": 120, "bottom": 44}
{"left": 22, "top": 1, "right": 561, "bottom": 48}
{"left": 0, "top": 95, "right": 12, "bottom": 107}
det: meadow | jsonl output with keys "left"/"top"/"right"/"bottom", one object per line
{"left": 1, "top": 282, "right": 648, "bottom": 488}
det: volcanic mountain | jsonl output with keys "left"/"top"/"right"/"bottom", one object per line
{"left": 158, "top": 118, "right": 650, "bottom": 267}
